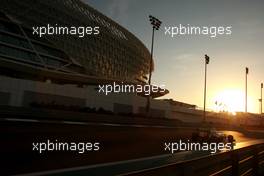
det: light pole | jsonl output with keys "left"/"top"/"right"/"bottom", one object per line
{"left": 146, "top": 15, "right": 162, "bottom": 115}
{"left": 203, "top": 54, "right": 210, "bottom": 122}
{"left": 260, "top": 83, "right": 263, "bottom": 114}
{"left": 245, "top": 67, "right": 249, "bottom": 113}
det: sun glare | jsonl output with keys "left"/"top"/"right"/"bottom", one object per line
{"left": 212, "top": 89, "right": 245, "bottom": 115}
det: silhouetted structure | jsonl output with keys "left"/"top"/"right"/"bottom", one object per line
{"left": 0, "top": 0, "right": 153, "bottom": 84}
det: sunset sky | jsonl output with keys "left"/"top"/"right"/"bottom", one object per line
{"left": 85, "top": 0, "right": 264, "bottom": 113}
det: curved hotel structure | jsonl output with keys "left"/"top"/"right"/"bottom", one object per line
{"left": 0, "top": 0, "right": 151, "bottom": 84}
{"left": 0, "top": 0, "right": 173, "bottom": 117}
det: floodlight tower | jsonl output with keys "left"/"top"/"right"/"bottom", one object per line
{"left": 146, "top": 15, "right": 162, "bottom": 115}
{"left": 203, "top": 54, "right": 210, "bottom": 122}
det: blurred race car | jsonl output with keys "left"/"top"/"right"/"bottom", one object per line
{"left": 191, "top": 128, "right": 235, "bottom": 144}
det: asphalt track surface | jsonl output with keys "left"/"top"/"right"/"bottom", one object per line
{"left": 1, "top": 116, "right": 263, "bottom": 176}
{"left": 15, "top": 138, "right": 264, "bottom": 176}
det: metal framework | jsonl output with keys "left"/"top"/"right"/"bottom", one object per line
{"left": 0, "top": 0, "right": 151, "bottom": 84}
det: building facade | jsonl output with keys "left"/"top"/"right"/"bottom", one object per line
{"left": 0, "top": 0, "right": 151, "bottom": 84}
{"left": 0, "top": 0, "right": 172, "bottom": 118}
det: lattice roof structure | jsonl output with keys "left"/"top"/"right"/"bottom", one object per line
{"left": 0, "top": 0, "right": 152, "bottom": 85}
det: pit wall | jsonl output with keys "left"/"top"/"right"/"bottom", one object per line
{"left": 0, "top": 76, "right": 263, "bottom": 126}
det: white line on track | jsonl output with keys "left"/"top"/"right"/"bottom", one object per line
{"left": 4, "top": 118, "right": 39, "bottom": 123}
{"left": 14, "top": 151, "right": 190, "bottom": 176}
{"left": 2, "top": 118, "right": 179, "bottom": 129}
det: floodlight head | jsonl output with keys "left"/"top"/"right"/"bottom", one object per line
{"left": 149, "top": 15, "right": 162, "bottom": 30}
{"left": 205, "top": 54, "right": 210, "bottom": 64}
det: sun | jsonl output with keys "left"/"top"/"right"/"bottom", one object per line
{"left": 212, "top": 89, "right": 245, "bottom": 115}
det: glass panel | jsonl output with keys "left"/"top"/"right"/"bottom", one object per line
{"left": 0, "top": 44, "right": 40, "bottom": 63}
{"left": 42, "top": 56, "right": 64, "bottom": 67}
{"left": 0, "top": 21, "right": 22, "bottom": 35}
{"left": 33, "top": 43, "right": 66, "bottom": 59}
{"left": 0, "top": 33, "right": 32, "bottom": 49}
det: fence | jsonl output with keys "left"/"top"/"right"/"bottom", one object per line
{"left": 123, "top": 143, "right": 264, "bottom": 176}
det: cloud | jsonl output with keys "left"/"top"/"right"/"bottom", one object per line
{"left": 82, "top": 0, "right": 131, "bottom": 26}
{"left": 174, "top": 53, "right": 193, "bottom": 61}
{"left": 106, "top": 0, "right": 130, "bottom": 26}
